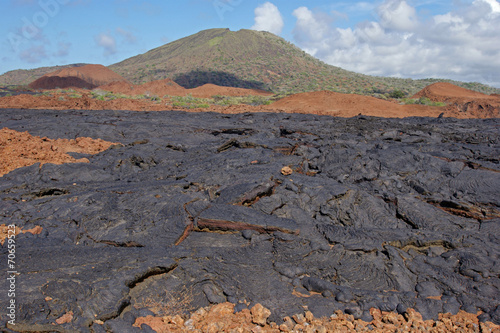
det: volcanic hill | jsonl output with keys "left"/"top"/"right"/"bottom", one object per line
{"left": 0, "top": 63, "right": 88, "bottom": 86}
{"left": 108, "top": 28, "right": 500, "bottom": 96}
{"left": 28, "top": 64, "right": 129, "bottom": 90}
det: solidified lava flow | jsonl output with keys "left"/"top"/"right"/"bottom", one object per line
{"left": 0, "top": 108, "right": 499, "bottom": 332}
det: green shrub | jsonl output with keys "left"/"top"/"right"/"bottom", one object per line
{"left": 389, "top": 89, "right": 406, "bottom": 99}
{"left": 402, "top": 97, "right": 446, "bottom": 107}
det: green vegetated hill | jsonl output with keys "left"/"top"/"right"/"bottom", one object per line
{"left": 0, "top": 63, "right": 88, "bottom": 86}
{"left": 110, "top": 28, "right": 500, "bottom": 96}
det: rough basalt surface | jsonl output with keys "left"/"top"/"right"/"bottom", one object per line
{"left": 0, "top": 108, "right": 499, "bottom": 332}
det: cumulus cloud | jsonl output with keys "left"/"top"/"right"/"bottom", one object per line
{"left": 378, "top": 0, "right": 418, "bottom": 31}
{"left": 482, "top": 0, "right": 500, "bottom": 12}
{"left": 94, "top": 32, "right": 117, "bottom": 56}
{"left": 291, "top": 0, "right": 500, "bottom": 87}
{"left": 251, "top": 2, "right": 284, "bottom": 35}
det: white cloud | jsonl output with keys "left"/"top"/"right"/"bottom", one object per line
{"left": 378, "top": 0, "right": 419, "bottom": 31}
{"left": 479, "top": 0, "right": 500, "bottom": 13}
{"left": 94, "top": 32, "right": 116, "bottom": 56}
{"left": 291, "top": 0, "right": 500, "bottom": 87}
{"left": 251, "top": 2, "right": 284, "bottom": 35}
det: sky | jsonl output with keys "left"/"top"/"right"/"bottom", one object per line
{"left": 1, "top": 0, "right": 500, "bottom": 87}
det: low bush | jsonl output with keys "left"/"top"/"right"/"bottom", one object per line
{"left": 402, "top": 97, "right": 446, "bottom": 107}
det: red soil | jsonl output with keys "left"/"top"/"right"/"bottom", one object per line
{"left": 2, "top": 74, "right": 499, "bottom": 118}
{"left": 97, "top": 80, "right": 272, "bottom": 98}
{"left": 0, "top": 93, "right": 170, "bottom": 111}
{"left": 131, "top": 302, "right": 500, "bottom": 333}
{"left": 0, "top": 127, "right": 118, "bottom": 177}
{"left": 269, "top": 90, "right": 439, "bottom": 118}
{"left": 29, "top": 64, "right": 129, "bottom": 90}
{"left": 413, "top": 82, "right": 497, "bottom": 101}
{"left": 96, "top": 81, "right": 136, "bottom": 94}
{"left": 0, "top": 224, "right": 43, "bottom": 246}
{"left": 413, "top": 82, "right": 500, "bottom": 118}
{"left": 1, "top": 87, "right": 497, "bottom": 119}
{"left": 98, "top": 78, "right": 187, "bottom": 97}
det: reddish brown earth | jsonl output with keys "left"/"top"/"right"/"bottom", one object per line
{"left": 98, "top": 80, "right": 272, "bottom": 98}
{"left": 98, "top": 78, "right": 187, "bottom": 97}
{"left": 0, "top": 92, "right": 170, "bottom": 111}
{"left": 0, "top": 127, "right": 118, "bottom": 178}
{"left": 0, "top": 224, "right": 43, "bottom": 245}
{"left": 131, "top": 302, "right": 500, "bottom": 333}
{"left": 414, "top": 82, "right": 496, "bottom": 101}
{"left": 28, "top": 64, "right": 129, "bottom": 90}
{"left": 3, "top": 79, "right": 498, "bottom": 118}
{"left": 413, "top": 82, "right": 500, "bottom": 118}
{"left": 268, "top": 90, "right": 449, "bottom": 118}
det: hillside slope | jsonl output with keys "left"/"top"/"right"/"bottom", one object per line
{"left": 0, "top": 63, "right": 88, "bottom": 86}
{"left": 109, "top": 28, "right": 500, "bottom": 96}
{"left": 29, "top": 64, "right": 129, "bottom": 90}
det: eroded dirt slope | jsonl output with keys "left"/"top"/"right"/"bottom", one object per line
{"left": 413, "top": 82, "right": 500, "bottom": 118}
{"left": 28, "top": 64, "right": 129, "bottom": 90}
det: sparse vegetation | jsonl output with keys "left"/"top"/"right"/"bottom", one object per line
{"left": 34, "top": 91, "right": 53, "bottom": 97}
{"left": 90, "top": 89, "right": 155, "bottom": 101}
{"left": 164, "top": 93, "right": 274, "bottom": 109}
{"left": 170, "top": 94, "right": 211, "bottom": 109}
{"left": 212, "top": 95, "right": 273, "bottom": 106}
{"left": 401, "top": 97, "right": 447, "bottom": 107}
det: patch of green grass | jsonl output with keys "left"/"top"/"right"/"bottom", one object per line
{"left": 168, "top": 94, "right": 274, "bottom": 109}
{"left": 91, "top": 89, "right": 144, "bottom": 101}
{"left": 170, "top": 94, "right": 211, "bottom": 108}
{"left": 208, "top": 36, "right": 223, "bottom": 47}
{"left": 212, "top": 95, "right": 273, "bottom": 106}
{"left": 401, "top": 97, "right": 446, "bottom": 107}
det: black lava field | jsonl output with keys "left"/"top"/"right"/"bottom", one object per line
{"left": 1, "top": 108, "right": 499, "bottom": 332}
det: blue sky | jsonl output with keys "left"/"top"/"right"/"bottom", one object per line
{"left": 2, "top": 0, "right": 500, "bottom": 87}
